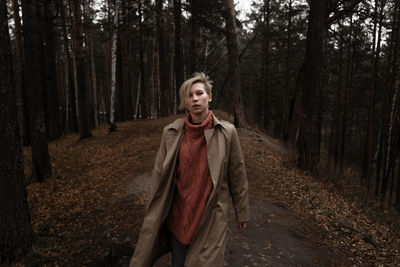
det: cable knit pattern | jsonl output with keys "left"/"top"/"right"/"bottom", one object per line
{"left": 165, "top": 111, "right": 214, "bottom": 245}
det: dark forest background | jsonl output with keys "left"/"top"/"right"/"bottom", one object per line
{"left": 1, "top": 0, "right": 400, "bottom": 263}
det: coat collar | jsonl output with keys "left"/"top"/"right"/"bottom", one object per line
{"left": 167, "top": 112, "right": 223, "bottom": 132}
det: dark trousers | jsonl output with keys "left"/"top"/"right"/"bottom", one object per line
{"left": 168, "top": 231, "right": 189, "bottom": 267}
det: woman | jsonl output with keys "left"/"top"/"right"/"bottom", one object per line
{"left": 129, "top": 72, "right": 249, "bottom": 267}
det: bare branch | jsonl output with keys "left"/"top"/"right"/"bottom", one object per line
{"left": 327, "top": 0, "right": 364, "bottom": 25}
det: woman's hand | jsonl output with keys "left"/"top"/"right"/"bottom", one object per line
{"left": 237, "top": 222, "right": 247, "bottom": 232}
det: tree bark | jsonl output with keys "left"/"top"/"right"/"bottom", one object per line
{"left": 339, "top": 15, "right": 354, "bottom": 175}
{"left": 110, "top": 0, "right": 119, "bottom": 131}
{"left": 11, "top": 0, "right": 29, "bottom": 146}
{"left": 380, "top": 1, "right": 398, "bottom": 199}
{"left": 153, "top": 27, "right": 160, "bottom": 118}
{"left": 84, "top": 2, "right": 95, "bottom": 129}
{"left": 174, "top": 0, "right": 184, "bottom": 109}
{"left": 21, "top": 0, "right": 52, "bottom": 182}
{"left": 90, "top": 39, "right": 99, "bottom": 128}
{"left": 297, "top": 0, "right": 327, "bottom": 174}
{"left": 43, "top": 0, "right": 61, "bottom": 140}
{"left": 121, "top": 0, "right": 132, "bottom": 121}
{"left": 282, "top": 0, "right": 292, "bottom": 139}
{"left": 364, "top": 0, "right": 380, "bottom": 188}
{"left": 0, "top": 1, "right": 34, "bottom": 263}
{"left": 167, "top": 0, "right": 175, "bottom": 113}
{"left": 136, "top": 0, "right": 148, "bottom": 118}
{"left": 373, "top": 0, "right": 386, "bottom": 197}
{"left": 188, "top": 0, "right": 199, "bottom": 76}
{"left": 60, "top": 0, "right": 78, "bottom": 133}
{"left": 261, "top": 0, "right": 271, "bottom": 129}
{"left": 72, "top": 0, "right": 92, "bottom": 139}
{"left": 388, "top": 2, "right": 400, "bottom": 205}
{"left": 115, "top": 31, "right": 123, "bottom": 122}
{"left": 385, "top": 84, "right": 399, "bottom": 203}
{"left": 397, "top": 141, "right": 400, "bottom": 207}
{"left": 286, "top": 64, "right": 304, "bottom": 150}
{"left": 156, "top": 0, "right": 170, "bottom": 115}
{"left": 333, "top": 26, "right": 343, "bottom": 171}
{"left": 223, "top": 0, "right": 248, "bottom": 129}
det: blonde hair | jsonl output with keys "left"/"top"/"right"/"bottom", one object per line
{"left": 178, "top": 72, "right": 213, "bottom": 111}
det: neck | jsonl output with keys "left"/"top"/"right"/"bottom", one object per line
{"left": 190, "top": 109, "right": 209, "bottom": 124}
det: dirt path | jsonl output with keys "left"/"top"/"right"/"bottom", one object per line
{"left": 225, "top": 199, "right": 335, "bottom": 266}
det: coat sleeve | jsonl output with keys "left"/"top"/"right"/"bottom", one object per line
{"left": 227, "top": 126, "right": 250, "bottom": 223}
{"left": 148, "top": 127, "right": 168, "bottom": 204}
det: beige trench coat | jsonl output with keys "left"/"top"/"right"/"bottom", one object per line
{"left": 129, "top": 113, "right": 250, "bottom": 267}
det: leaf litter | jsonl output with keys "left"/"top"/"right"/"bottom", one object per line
{"left": 17, "top": 111, "right": 400, "bottom": 266}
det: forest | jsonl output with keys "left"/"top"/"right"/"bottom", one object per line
{"left": 1, "top": 0, "right": 400, "bottom": 265}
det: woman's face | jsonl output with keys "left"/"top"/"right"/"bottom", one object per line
{"left": 186, "top": 82, "right": 211, "bottom": 117}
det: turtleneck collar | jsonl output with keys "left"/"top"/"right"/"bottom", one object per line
{"left": 185, "top": 110, "right": 213, "bottom": 136}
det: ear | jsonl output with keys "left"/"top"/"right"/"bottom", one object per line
{"left": 208, "top": 95, "right": 212, "bottom": 102}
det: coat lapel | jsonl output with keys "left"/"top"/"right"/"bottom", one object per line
{"left": 204, "top": 128, "right": 217, "bottom": 188}
{"left": 205, "top": 114, "right": 223, "bottom": 188}
{"left": 164, "top": 118, "right": 185, "bottom": 153}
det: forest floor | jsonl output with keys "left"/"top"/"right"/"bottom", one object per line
{"left": 17, "top": 110, "right": 400, "bottom": 266}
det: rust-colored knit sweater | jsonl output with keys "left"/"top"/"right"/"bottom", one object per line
{"left": 165, "top": 111, "right": 214, "bottom": 245}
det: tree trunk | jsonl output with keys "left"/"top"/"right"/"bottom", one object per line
{"left": 121, "top": 0, "right": 132, "bottom": 121}
{"left": 383, "top": 14, "right": 397, "bottom": 203}
{"left": 156, "top": 0, "right": 170, "bottom": 115}
{"left": 364, "top": 0, "right": 380, "bottom": 189}
{"left": 72, "top": 0, "right": 92, "bottom": 139}
{"left": 72, "top": 41, "right": 80, "bottom": 129}
{"left": 110, "top": 0, "right": 119, "bottom": 131}
{"left": 297, "top": 0, "right": 327, "bottom": 174}
{"left": 223, "top": 0, "right": 248, "bottom": 129}
{"left": 61, "top": 0, "right": 69, "bottom": 133}
{"left": 333, "top": 28, "right": 343, "bottom": 171}
{"left": 339, "top": 15, "right": 354, "bottom": 175}
{"left": 83, "top": 0, "right": 94, "bottom": 129}
{"left": 60, "top": 0, "right": 77, "bottom": 133}
{"left": 91, "top": 39, "right": 99, "bottom": 128}
{"left": 388, "top": 2, "right": 400, "bottom": 205}
{"left": 174, "top": 0, "right": 184, "bottom": 109}
{"left": 282, "top": 0, "right": 292, "bottom": 139}
{"left": 397, "top": 144, "right": 400, "bottom": 207}
{"left": 286, "top": 64, "right": 304, "bottom": 150}
{"left": 166, "top": 0, "right": 175, "bottom": 113}
{"left": 0, "top": 1, "right": 34, "bottom": 262}
{"left": 261, "top": 0, "right": 271, "bottom": 129}
{"left": 72, "top": 15, "right": 79, "bottom": 123}
{"left": 43, "top": 0, "right": 61, "bottom": 140}
{"left": 153, "top": 29, "right": 160, "bottom": 118}
{"left": 385, "top": 84, "right": 399, "bottom": 203}
{"left": 137, "top": 0, "right": 148, "bottom": 118}
{"left": 56, "top": 49, "right": 65, "bottom": 130}
{"left": 115, "top": 33, "right": 123, "bottom": 122}
{"left": 11, "top": 0, "right": 29, "bottom": 146}
{"left": 135, "top": 0, "right": 145, "bottom": 118}
{"left": 21, "top": 0, "right": 52, "bottom": 182}
{"left": 374, "top": 0, "right": 387, "bottom": 197}
{"left": 382, "top": 0, "right": 400, "bottom": 202}
{"left": 188, "top": 0, "right": 199, "bottom": 76}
